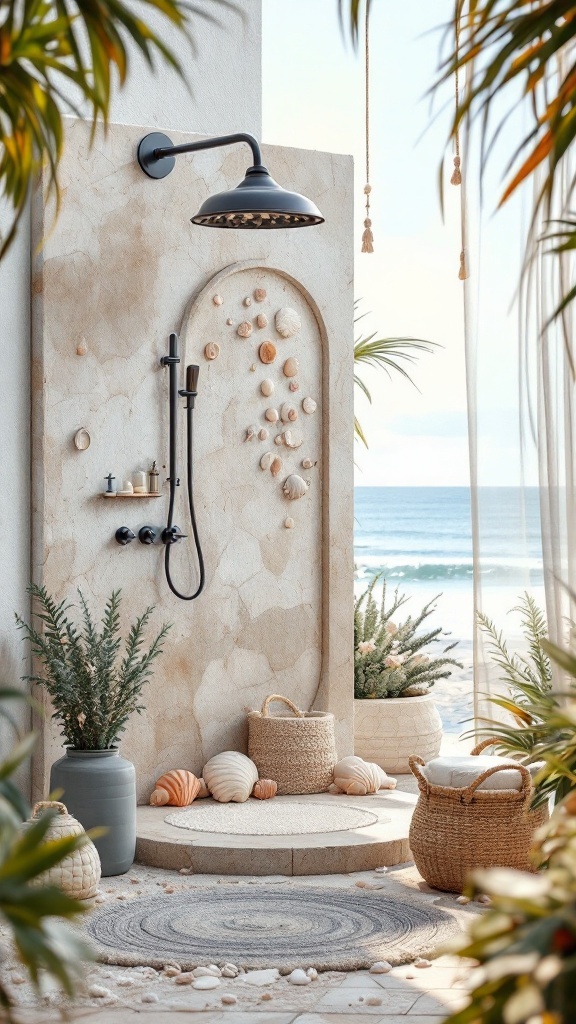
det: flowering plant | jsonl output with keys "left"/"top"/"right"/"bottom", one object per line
{"left": 354, "top": 576, "right": 461, "bottom": 699}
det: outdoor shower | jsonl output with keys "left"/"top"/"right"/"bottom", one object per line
{"left": 137, "top": 130, "right": 324, "bottom": 599}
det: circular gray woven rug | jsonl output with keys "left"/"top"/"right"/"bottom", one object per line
{"left": 164, "top": 800, "right": 381, "bottom": 836}
{"left": 85, "top": 886, "right": 459, "bottom": 971}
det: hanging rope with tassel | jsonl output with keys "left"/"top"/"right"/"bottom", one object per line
{"left": 361, "top": 4, "right": 374, "bottom": 253}
{"left": 452, "top": 2, "right": 469, "bottom": 280}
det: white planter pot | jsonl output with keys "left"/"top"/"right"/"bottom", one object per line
{"left": 354, "top": 694, "right": 443, "bottom": 774}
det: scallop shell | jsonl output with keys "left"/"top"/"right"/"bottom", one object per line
{"left": 284, "top": 517, "right": 295, "bottom": 529}
{"left": 203, "top": 751, "right": 258, "bottom": 803}
{"left": 275, "top": 307, "right": 301, "bottom": 339}
{"left": 301, "top": 457, "right": 317, "bottom": 470}
{"left": 253, "top": 779, "right": 278, "bottom": 800}
{"left": 197, "top": 778, "right": 210, "bottom": 799}
{"left": 270, "top": 455, "right": 283, "bottom": 477}
{"left": 256, "top": 313, "right": 268, "bottom": 329}
{"left": 288, "top": 380, "right": 300, "bottom": 392}
{"left": 243, "top": 296, "right": 252, "bottom": 307}
{"left": 259, "top": 342, "right": 277, "bottom": 364}
{"left": 237, "top": 321, "right": 253, "bottom": 339}
{"left": 254, "top": 288, "right": 267, "bottom": 302}
{"left": 258, "top": 428, "right": 269, "bottom": 441}
{"left": 283, "top": 357, "right": 299, "bottom": 378}
{"left": 280, "top": 403, "right": 298, "bottom": 423}
{"left": 204, "top": 342, "right": 220, "bottom": 361}
{"left": 260, "top": 378, "right": 274, "bottom": 397}
{"left": 260, "top": 452, "right": 275, "bottom": 471}
{"left": 265, "top": 407, "right": 279, "bottom": 423}
{"left": 245, "top": 425, "right": 258, "bottom": 441}
{"left": 213, "top": 295, "right": 224, "bottom": 306}
{"left": 282, "top": 474, "right": 309, "bottom": 500}
{"left": 332, "top": 756, "right": 397, "bottom": 797}
{"left": 302, "top": 397, "right": 317, "bottom": 415}
{"left": 150, "top": 770, "right": 200, "bottom": 807}
{"left": 282, "top": 431, "right": 303, "bottom": 449}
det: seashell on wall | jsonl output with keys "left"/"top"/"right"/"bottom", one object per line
{"left": 280, "top": 403, "right": 298, "bottom": 423}
{"left": 282, "top": 474, "right": 309, "bottom": 500}
{"left": 203, "top": 751, "right": 259, "bottom": 803}
{"left": 258, "top": 427, "right": 269, "bottom": 441}
{"left": 281, "top": 431, "right": 303, "bottom": 449}
{"left": 265, "top": 408, "right": 279, "bottom": 423}
{"left": 284, "top": 517, "right": 295, "bottom": 529}
{"left": 302, "top": 397, "right": 317, "bottom": 415}
{"left": 274, "top": 433, "right": 284, "bottom": 445}
{"left": 283, "top": 357, "right": 299, "bottom": 378}
{"left": 288, "top": 380, "right": 300, "bottom": 392}
{"left": 275, "top": 307, "right": 301, "bottom": 338}
{"left": 270, "top": 455, "right": 283, "bottom": 477}
{"left": 254, "top": 288, "right": 267, "bottom": 302}
{"left": 259, "top": 342, "right": 277, "bottom": 364}
{"left": 260, "top": 451, "right": 275, "bottom": 471}
{"left": 260, "top": 378, "right": 274, "bottom": 397}
{"left": 226, "top": 317, "right": 234, "bottom": 326}
{"left": 332, "top": 756, "right": 397, "bottom": 796}
{"left": 204, "top": 342, "right": 220, "bottom": 361}
{"left": 256, "top": 313, "right": 268, "bottom": 329}
{"left": 245, "top": 425, "right": 258, "bottom": 441}
{"left": 243, "top": 296, "right": 252, "bottom": 307}
{"left": 253, "top": 779, "right": 278, "bottom": 800}
{"left": 150, "top": 769, "right": 201, "bottom": 807}
{"left": 301, "top": 457, "right": 317, "bottom": 470}
{"left": 237, "top": 321, "right": 253, "bottom": 339}
{"left": 213, "top": 294, "right": 224, "bottom": 306}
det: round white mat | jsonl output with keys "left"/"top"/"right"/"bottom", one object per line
{"left": 164, "top": 798, "right": 381, "bottom": 835}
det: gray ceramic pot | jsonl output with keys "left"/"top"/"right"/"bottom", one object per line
{"left": 50, "top": 748, "right": 136, "bottom": 876}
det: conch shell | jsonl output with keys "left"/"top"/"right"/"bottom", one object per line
{"left": 253, "top": 779, "right": 278, "bottom": 800}
{"left": 203, "top": 751, "right": 259, "bottom": 803}
{"left": 282, "top": 474, "right": 309, "bottom": 500}
{"left": 150, "top": 770, "right": 201, "bottom": 807}
{"left": 275, "top": 307, "right": 301, "bottom": 338}
{"left": 332, "top": 756, "right": 397, "bottom": 796}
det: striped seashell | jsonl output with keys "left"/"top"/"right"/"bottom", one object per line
{"left": 253, "top": 779, "right": 278, "bottom": 800}
{"left": 150, "top": 770, "right": 201, "bottom": 807}
{"left": 203, "top": 751, "right": 258, "bottom": 803}
{"left": 332, "top": 756, "right": 396, "bottom": 796}
{"left": 275, "top": 307, "right": 301, "bottom": 338}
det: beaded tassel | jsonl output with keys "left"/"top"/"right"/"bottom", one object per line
{"left": 362, "top": 185, "right": 374, "bottom": 253}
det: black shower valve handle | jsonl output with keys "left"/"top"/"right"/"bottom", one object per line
{"left": 138, "top": 526, "right": 157, "bottom": 545}
{"left": 115, "top": 526, "right": 136, "bottom": 546}
{"left": 161, "top": 524, "right": 188, "bottom": 545}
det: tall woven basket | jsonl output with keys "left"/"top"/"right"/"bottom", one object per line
{"left": 248, "top": 694, "right": 336, "bottom": 795}
{"left": 408, "top": 750, "right": 549, "bottom": 893}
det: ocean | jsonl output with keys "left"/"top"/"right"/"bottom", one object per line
{"left": 354, "top": 487, "right": 544, "bottom": 733}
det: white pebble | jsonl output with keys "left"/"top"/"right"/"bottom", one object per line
{"left": 221, "top": 994, "right": 237, "bottom": 1005}
{"left": 193, "top": 966, "right": 221, "bottom": 978}
{"left": 141, "top": 992, "right": 159, "bottom": 1003}
{"left": 164, "top": 886, "right": 174, "bottom": 894}
{"left": 11, "top": 973, "right": 25, "bottom": 985}
{"left": 175, "top": 972, "right": 194, "bottom": 985}
{"left": 88, "top": 985, "right": 111, "bottom": 999}
{"left": 414, "top": 958, "right": 432, "bottom": 968}
{"left": 306, "top": 967, "right": 318, "bottom": 980}
{"left": 374, "top": 866, "right": 388, "bottom": 873}
{"left": 221, "top": 967, "right": 238, "bottom": 978}
{"left": 288, "top": 969, "right": 311, "bottom": 986}
{"left": 369, "top": 961, "right": 392, "bottom": 974}
{"left": 366, "top": 996, "right": 383, "bottom": 1006}
{"left": 242, "top": 968, "right": 280, "bottom": 986}
{"left": 405, "top": 973, "right": 415, "bottom": 979}
{"left": 134, "top": 967, "right": 157, "bottom": 978}
{"left": 355, "top": 880, "right": 367, "bottom": 888}
{"left": 193, "top": 976, "right": 220, "bottom": 990}
{"left": 179, "top": 867, "right": 191, "bottom": 875}
{"left": 163, "top": 966, "right": 181, "bottom": 977}
{"left": 116, "top": 976, "right": 135, "bottom": 987}
{"left": 456, "top": 895, "right": 471, "bottom": 905}
{"left": 95, "top": 895, "right": 106, "bottom": 904}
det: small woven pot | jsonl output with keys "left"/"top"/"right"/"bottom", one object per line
{"left": 248, "top": 694, "right": 336, "bottom": 795}
{"left": 408, "top": 753, "right": 549, "bottom": 893}
{"left": 22, "top": 801, "right": 101, "bottom": 900}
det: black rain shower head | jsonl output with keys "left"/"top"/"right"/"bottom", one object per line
{"left": 137, "top": 132, "right": 324, "bottom": 229}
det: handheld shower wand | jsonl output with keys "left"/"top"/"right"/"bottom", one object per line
{"left": 161, "top": 333, "right": 205, "bottom": 600}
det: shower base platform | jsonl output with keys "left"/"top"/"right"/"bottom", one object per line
{"left": 135, "top": 788, "right": 416, "bottom": 875}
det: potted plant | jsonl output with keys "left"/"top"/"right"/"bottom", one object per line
{"left": 16, "top": 585, "right": 170, "bottom": 875}
{"left": 354, "top": 576, "right": 461, "bottom": 773}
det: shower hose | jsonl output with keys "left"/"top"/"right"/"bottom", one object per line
{"left": 164, "top": 403, "right": 205, "bottom": 601}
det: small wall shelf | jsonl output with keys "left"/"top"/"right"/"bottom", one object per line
{"left": 102, "top": 493, "right": 163, "bottom": 499}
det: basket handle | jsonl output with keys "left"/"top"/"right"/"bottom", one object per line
{"left": 470, "top": 736, "right": 502, "bottom": 755}
{"left": 408, "top": 755, "right": 430, "bottom": 795}
{"left": 32, "top": 800, "right": 68, "bottom": 818}
{"left": 261, "top": 694, "right": 304, "bottom": 718}
{"left": 462, "top": 763, "right": 532, "bottom": 806}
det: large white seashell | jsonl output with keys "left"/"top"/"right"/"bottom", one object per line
{"left": 332, "top": 756, "right": 397, "bottom": 796}
{"left": 260, "top": 379, "right": 274, "bottom": 397}
{"left": 280, "top": 403, "right": 298, "bottom": 424}
{"left": 275, "top": 307, "right": 301, "bottom": 339}
{"left": 237, "top": 321, "right": 253, "bottom": 339}
{"left": 203, "top": 751, "right": 258, "bottom": 803}
{"left": 282, "top": 474, "right": 309, "bottom": 500}
{"left": 302, "top": 397, "right": 317, "bottom": 415}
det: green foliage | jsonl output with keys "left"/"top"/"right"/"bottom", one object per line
{"left": 15, "top": 585, "right": 171, "bottom": 750}
{"left": 354, "top": 575, "right": 461, "bottom": 699}
{"left": 0, "top": 0, "right": 233, "bottom": 257}
{"left": 0, "top": 694, "right": 92, "bottom": 1019}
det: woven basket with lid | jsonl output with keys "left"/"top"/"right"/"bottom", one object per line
{"left": 248, "top": 694, "right": 336, "bottom": 795}
{"left": 21, "top": 801, "right": 101, "bottom": 900}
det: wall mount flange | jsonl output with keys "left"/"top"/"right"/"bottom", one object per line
{"left": 137, "top": 133, "right": 176, "bottom": 179}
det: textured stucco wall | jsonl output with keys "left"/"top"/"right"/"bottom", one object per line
{"left": 0, "top": 0, "right": 262, "bottom": 788}
{"left": 30, "top": 120, "right": 354, "bottom": 802}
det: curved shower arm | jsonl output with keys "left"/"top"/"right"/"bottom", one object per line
{"left": 152, "top": 133, "right": 263, "bottom": 169}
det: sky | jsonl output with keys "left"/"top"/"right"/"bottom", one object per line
{"left": 262, "top": 0, "right": 537, "bottom": 487}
